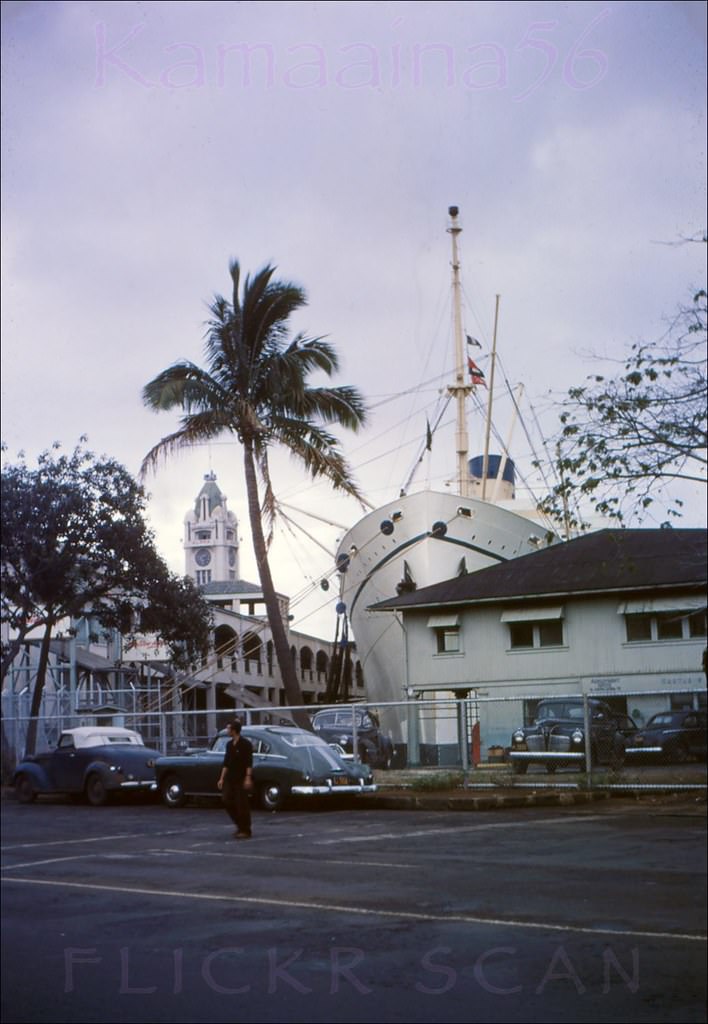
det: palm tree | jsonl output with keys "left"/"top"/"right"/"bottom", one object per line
{"left": 141, "top": 261, "right": 368, "bottom": 725}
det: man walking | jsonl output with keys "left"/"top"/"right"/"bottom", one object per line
{"left": 217, "top": 720, "right": 254, "bottom": 839}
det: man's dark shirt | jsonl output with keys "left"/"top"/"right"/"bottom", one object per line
{"left": 223, "top": 736, "right": 253, "bottom": 783}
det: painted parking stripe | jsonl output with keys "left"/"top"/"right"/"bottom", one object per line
{"left": 2, "top": 855, "right": 99, "bottom": 870}
{"left": 2, "top": 876, "right": 705, "bottom": 944}
{"left": 315, "top": 813, "right": 613, "bottom": 844}
{"left": 151, "top": 847, "right": 417, "bottom": 869}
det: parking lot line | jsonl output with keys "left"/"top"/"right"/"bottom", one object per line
{"left": 1, "top": 855, "right": 98, "bottom": 870}
{"left": 314, "top": 812, "right": 612, "bottom": 844}
{"left": 2, "top": 875, "right": 705, "bottom": 944}
{"left": 152, "top": 846, "right": 417, "bottom": 869}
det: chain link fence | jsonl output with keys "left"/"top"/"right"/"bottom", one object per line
{"left": 3, "top": 685, "right": 705, "bottom": 791}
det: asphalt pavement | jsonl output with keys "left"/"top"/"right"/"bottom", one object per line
{"left": 2, "top": 791, "right": 706, "bottom": 1024}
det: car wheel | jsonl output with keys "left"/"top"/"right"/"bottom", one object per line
{"left": 161, "top": 775, "right": 187, "bottom": 808}
{"left": 511, "top": 762, "right": 528, "bottom": 775}
{"left": 85, "top": 774, "right": 109, "bottom": 807}
{"left": 15, "top": 774, "right": 36, "bottom": 804}
{"left": 259, "top": 782, "right": 286, "bottom": 812}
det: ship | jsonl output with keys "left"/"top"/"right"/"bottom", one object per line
{"left": 334, "top": 207, "right": 558, "bottom": 744}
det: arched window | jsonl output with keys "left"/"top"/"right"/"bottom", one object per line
{"left": 242, "top": 631, "right": 262, "bottom": 675}
{"left": 316, "top": 650, "right": 328, "bottom": 680}
{"left": 300, "top": 646, "right": 313, "bottom": 681}
{"left": 214, "top": 625, "right": 238, "bottom": 671}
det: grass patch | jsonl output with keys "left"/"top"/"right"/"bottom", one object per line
{"left": 408, "top": 771, "right": 464, "bottom": 792}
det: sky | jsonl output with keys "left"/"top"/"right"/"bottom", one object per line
{"left": 2, "top": 0, "right": 706, "bottom": 640}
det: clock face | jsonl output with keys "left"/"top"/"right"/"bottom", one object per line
{"left": 195, "top": 549, "right": 211, "bottom": 567}
{"left": 228, "top": 549, "right": 236, "bottom": 567}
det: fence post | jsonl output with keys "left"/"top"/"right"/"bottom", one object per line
{"left": 583, "top": 693, "right": 593, "bottom": 787}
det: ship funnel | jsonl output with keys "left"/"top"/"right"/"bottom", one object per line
{"left": 468, "top": 454, "right": 515, "bottom": 500}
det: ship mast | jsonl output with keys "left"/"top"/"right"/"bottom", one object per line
{"left": 446, "top": 206, "right": 473, "bottom": 498}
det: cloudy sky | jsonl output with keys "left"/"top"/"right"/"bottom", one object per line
{"left": 2, "top": 0, "right": 706, "bottom": 639}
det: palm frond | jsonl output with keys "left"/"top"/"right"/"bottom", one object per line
{"left": 268, "top": 417, "right": 366, "bottom": 504}
{"left": 142, "top": 363, "right": 220, "bottom": 413}
{"left": 140, "top": 412, "right": 236, "bottom": 479}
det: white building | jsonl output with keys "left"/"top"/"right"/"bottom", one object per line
{"left": 372, "top": 529, "right": 707, "bottom": 764}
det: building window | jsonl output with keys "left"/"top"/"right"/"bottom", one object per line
{"left": 196, "top": 570, "right": 212, "bottom": 585}
{"left": 435, "top": 627, "right": 460, "bottom": 653}
{"left": 538, "top": 620, "right": 564, "bottom": 647}
{"left": 656, "top": 613, "right": 683, "bottom": 641}
{"left": 509, "top": 622, "right": 533, "bottom": 649}
{"left": 623, "top": 608, "right": 706, "bottom": 643}
{"left": 427, "top": 614, "right": 461, "bottom": 655}
{"left": 502, "top": 607, "right": 565, "bottom": 650}
{"left": 509, "top": 621, "right": 564, "bottom": 649}
{"left": 688, "top": 611, "right": 707, "bottom": 638}
{"left": 196, "top": 530, "right": 211, "bottom": 541}
{"left": 625, "top": 614, "right": 652, "bottom": 642}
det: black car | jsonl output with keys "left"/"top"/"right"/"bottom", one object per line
{"left": 13, "top": 726, "right": 160, "bottom": 805}
{"left": 623, "top": 710, "right": 707, "bottom": 763}
{"left": 311, "top": 707, "right": 393, "bottom": 768}
{"left": 508, "top": 698, "right": 637, "bottom": 774}
{"left": 155, "top": 725, "right": 376, "bottom": 811}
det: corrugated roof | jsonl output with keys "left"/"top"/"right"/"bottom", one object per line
{"left": 370, "top": 528, "right": 707, "bottom": 612}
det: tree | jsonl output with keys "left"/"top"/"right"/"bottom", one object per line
{"left": 539, "top": 287, "right": 707, "bottom": 529}
{"left": 1, "top": 440, "right": 213, "bottom": 754}
{"left": 142, "top": 261, "right": 367, "bottom": 725}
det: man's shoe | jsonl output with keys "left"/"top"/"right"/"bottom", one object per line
{"left": 234, "top": 831, "right": 252, "bottom": 839}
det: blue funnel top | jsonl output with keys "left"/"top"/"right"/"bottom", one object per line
{"left": 469, "top": 455, "right": 515, "bottom": 485}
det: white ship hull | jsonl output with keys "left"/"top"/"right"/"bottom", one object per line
{"left": 336, "top": 489, "right": 548, "bottom": 711}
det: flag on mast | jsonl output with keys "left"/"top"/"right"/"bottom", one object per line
{"left": 468, "top": 358, "right": 487, "bottom": 387}
{"left": 466, "top": 334, "right": 482, "bottom": 348}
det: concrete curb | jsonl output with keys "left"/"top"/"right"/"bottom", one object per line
{"left": 358, "top": 787, "right": 706, "bottom": 812}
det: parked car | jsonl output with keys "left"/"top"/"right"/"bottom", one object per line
{"left": 13, "top": 726, "right": 160, "bottom": 806}
{"left": 155, "top": 725, "right": 377, "bottom": 811}
{"left": 508, "top": 699, "right": 637, "bottom": 774}
{"left": 623, "top": 710, "right": 707, "bottom": 763}
{"left": 310, "top": 707, "right": 393, "bottom": 768}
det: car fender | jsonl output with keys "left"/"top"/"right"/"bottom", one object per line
{"left": 81, "top": 759, "right": 120, "bottom": 790}
{"left": 13, "top": 762, "right": 52, "bottom": 793}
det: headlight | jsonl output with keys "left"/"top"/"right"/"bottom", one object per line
{"left": 512, "top": 730, "right": 525, "bottom": 743}
{"left": 571, "top": 730, "right": 583, "bottom": 744}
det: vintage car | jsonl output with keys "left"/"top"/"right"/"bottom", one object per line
{"left": 155, "top": 725, "right": 377, "bottom": 811}
{"left": 311, "top": 707, "right": 393, "bottom": 768}
{"left": 508, "top": 698, "right": 637, "bottom": 774}
{"left": 13, "top": 726, "right": 160, "bottom": 805}
{"left": 623, "top": 710, "right": 707, "bottom": 763}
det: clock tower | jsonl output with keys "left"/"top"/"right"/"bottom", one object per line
{"left": 184, "top": 472, "right": 240, "bottom": 585}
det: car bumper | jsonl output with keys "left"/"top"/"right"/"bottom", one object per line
{"left": 290, "top": 782, "right": 377, "bottom": 796}
{"left": 509, "top": 751, "right": 585, "bottom": 763}
{"left": 624, "top": 746, "right": 664, "bottom": 756}
{"left": 116, "top": 780, "right": 158, "bottom": 792}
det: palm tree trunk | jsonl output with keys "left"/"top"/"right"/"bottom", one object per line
{"left": 242, "top": 444, "right": 312, "bottom": 731}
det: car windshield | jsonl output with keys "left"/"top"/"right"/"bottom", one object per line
{"left": 314, "top": 711, "right": 372, "bottom": 729}
{"left": 535, "top": 703, "right": 585, "bottom": 722}
{"left": 645, "top": 713, "right": 685, "bottom": 728}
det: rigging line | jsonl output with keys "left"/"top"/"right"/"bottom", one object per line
{"left": 276, "top": 506, "right": 338, "bottom": 560}
{"left": 274, "top": 392, "right": 449, "bottom": 506}
{"left": 400, "top": 395, "right": 453, "bottom": 495}
{"left": 277, "top": 501, "right": 353, "bottom": 532}
{"left": 366, "top": 370, "right": 451, "bottom": 409}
